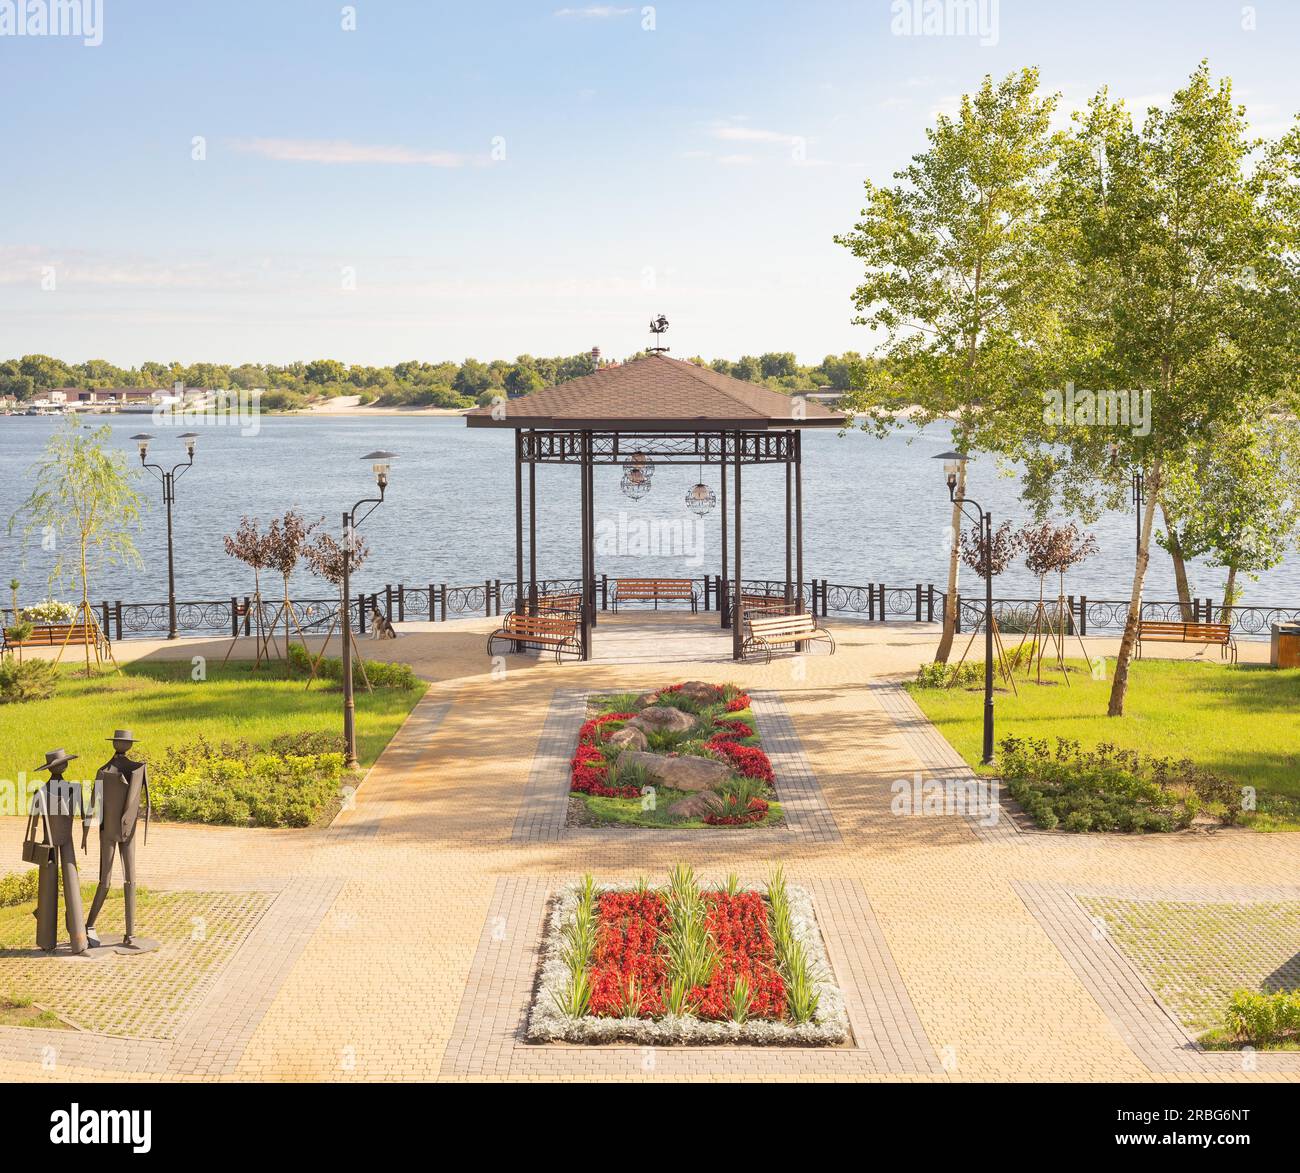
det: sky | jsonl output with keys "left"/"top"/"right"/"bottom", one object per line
{"left": 0, "top": 0, "right": 1296, "bottom": 367}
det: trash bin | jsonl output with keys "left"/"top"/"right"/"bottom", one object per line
{"left": 1270, "top": 622, "right": 1300, "bottom": 669}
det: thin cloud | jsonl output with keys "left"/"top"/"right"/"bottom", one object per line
{"left": 229, "top": 137, "right": 468, "bottom": 167}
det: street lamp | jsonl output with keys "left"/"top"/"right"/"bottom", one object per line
{"left": 131, "top": 431, "right": 200, "bottom": 640}
{"left": 933, "top": 450, "right": 995, "bottom": 765}
{"left": 341, "top": 450, "right": 397, "bottom": 770}
{"left": 1109, "top": 442, "right": 1143, "bottom": 554}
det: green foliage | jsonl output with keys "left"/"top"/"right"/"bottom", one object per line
{"left": 0, "top": 868, "right": 39, "bottom": 908}
{"left": 0, "top": 655, "right": 58, "bottom": 704}
{"left": 150, "top": 731, "right": 350, "bottom": 827}
{"left": 999, "top": 735, "right": 1238, "bottom": 833}
{"left": 914, "top": 661, "right": 983, "bottom": 689}
{"left": 1222, "top": 989, "right": 1300, "bottom": 1045}
{"left": 286, "top": 643, "right": 418, "bottom": 690}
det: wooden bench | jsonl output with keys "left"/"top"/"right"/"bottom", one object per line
{"left": 740, "top": 591, "right": 800, "bottom": 616}
{"left": 1137, "top": 620, "right": 1237, "bottom": 663}
{"left": 486, "top": 611, "right": 581, "bottom": 662}
{"left": 741, "top": 611, "right": 835, "bottom": 664}
{"left": 611, "top": 577, "right": 698, "bottom": 612}
{"left": 535, "top": 592, "right": 582, "bottom": 615}
{"left": 3, "top": 622, "right": 110, "bottom": 656}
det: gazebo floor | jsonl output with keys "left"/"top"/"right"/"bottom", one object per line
{"left": 587, "top": 609, "right": 736, "bottom": 665}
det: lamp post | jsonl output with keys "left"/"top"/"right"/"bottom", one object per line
{"left": 341, "top": 450, "right": 397, "bottom": 770}
{"left": 934, "top": 451, "right": 995, "bottom": 765}
{"left": 131, "top": 431, "right": 199, "bottom": 640}
{"left": 1109, "top": 442, "right": 1144, "bottom": 554}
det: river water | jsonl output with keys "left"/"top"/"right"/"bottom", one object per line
{"left": 1, "top": 413, "right": 1296, "bottom": 608}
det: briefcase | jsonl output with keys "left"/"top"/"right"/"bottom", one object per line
{"left": 22, "top": 807, "right": 56, "bottom": 866}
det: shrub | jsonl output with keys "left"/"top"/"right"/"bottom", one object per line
{"left": 913, "top": 661, "right": 983, "bottom": 689}
{"left": 20, "top": 599, "right": 76, "bottom": 623}
{"left": 0, "top": 868, "right": 39, "bottom": 908}
{"left": 1223, "top": 989, "right": 1300, "bottom": 1045}
{"left": 0, "top": 655, "right": 58, "bottom": 704}
{"left": 287, "top": 643, "right": 419, "bottom": 690}
{"left": 150, "top": 731, "right": 350, "bottom": 827}
{"left": 998, "top": 736, "right": 1232, "bottom": 833}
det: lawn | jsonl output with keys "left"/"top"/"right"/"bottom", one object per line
{"left": 906, "top": 659, "right": 1300, "bottom": 827}
{"left": 0, "top": 660, "right": 425, "bottom": 824}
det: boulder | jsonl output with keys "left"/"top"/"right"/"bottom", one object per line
{"left": 628, "top": 705, "right": 696, "bottom": 736}
{"left": 677, "top": 680, "right": 724, "bottom": 705}
{"left": 606, "top": 725, "right": 648, "bottom": 752}
{"left": 633, "top": 690, "right": 663, "bottom": 709}
{"left": 667, "top": 793, "right": 718, "bottom": 820}
{"left": 616, "top": 750, "right": 731, "bottom": 793}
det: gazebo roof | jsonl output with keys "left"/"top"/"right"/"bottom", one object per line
{"left": 464, "top": 353, "right": 846, "bottom": 431}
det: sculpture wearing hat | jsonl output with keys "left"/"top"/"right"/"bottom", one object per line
{"left": 83, "top": 729, "right": 151, "bottom": 950}
{"left": 24, "top": 750, "right": 89, "bottom": 955}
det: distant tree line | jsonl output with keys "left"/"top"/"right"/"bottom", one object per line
{"left": 0, "top": 350, "right": 874, "bottom": 412}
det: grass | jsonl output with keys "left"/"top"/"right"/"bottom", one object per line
{"left": 0, "top": 659, "right": 425, "bottom": 790}
{"left": 0, "top": 995, "right": 69, "bottom": 1030}
{"left": 906, "top": 658, "right": 1300, "bottom": 826}
{"left": 574, "top": 791, "right": 785, "bottom": 829}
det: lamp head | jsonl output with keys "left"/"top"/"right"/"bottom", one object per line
{"left": 178, "top": 432, "right": 199, "bottom": 458}
{"left": 362, "top": 450, "right": 398, "bottom": 491}
{"left": 129, "top": 432, "right": 154, "bottom": 461}
{"left": 933, "top": 450, "right": 968, "bottom": 494}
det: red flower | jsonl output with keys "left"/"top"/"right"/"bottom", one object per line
{"left": 706, "top": 737, "right": 775, "bottom": 783}
{"left": 725, "top": 694, "right": 751, "bottom": 712}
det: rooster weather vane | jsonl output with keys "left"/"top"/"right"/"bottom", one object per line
{"left": 647, "top": 314, "right": 670, "bottom": 354}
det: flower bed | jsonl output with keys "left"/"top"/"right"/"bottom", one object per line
{"left": 566, "top": 681, "right": 782, "bottom": 829}
{"left": 528, "top": 865, "right": 848, "bottom": 1046}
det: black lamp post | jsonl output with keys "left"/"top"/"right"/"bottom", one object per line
{"left": 341, "top": 450, "right": 397, "bottom": 770}
{"left": 131, "top": 431, "right": 199, "bottom": 640}
{"left": 934, "top": 450, "right": 995, "bottom": 765}
{"left": 1109, "top": 443, "right": 1144, "bottom": 555}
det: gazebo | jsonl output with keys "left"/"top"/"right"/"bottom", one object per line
{"left": 465, "top": 351, "right": 846, "bottom": 660}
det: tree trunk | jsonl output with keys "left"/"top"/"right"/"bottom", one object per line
{"left": 1160, "top": 502, "right": 1193, "bottom": 622}
{"left": 1221, "top": 564, "right": 1238, "bottom": 626}
{"left": 1108, "top": 460, "right": 1162, "bottom": 717}
{"left": 80, "top": 541, "right": 91, "bottom": 676}
{"left": 934, "top": 459, "right": 967, "bottom": 664}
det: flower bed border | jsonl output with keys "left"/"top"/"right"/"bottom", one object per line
{"left": 527, "top": 879, "right": 849, "bottom": 1046}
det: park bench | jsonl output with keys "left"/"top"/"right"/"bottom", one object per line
{"left": 486, "top": 611, "right": 582, "bottom": 662}
{"left": 741, "top": 611, "right": 835, "bottom": 664}
{"left": 611, "top": 577, "right": 698, "bottom": 612}
{"left": 740, "top": 591, "right": 800, "bottom": 616}
{"left": 3, "top": 621, "right": 110, "bottom": 657}
{"left": 1136, "top": 619, "right": 1237, "bottom": 663}
{"left": 535, "top": 592, "right": 582, "bottom": 615}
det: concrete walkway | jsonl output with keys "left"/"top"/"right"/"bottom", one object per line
{"left": 1, "top": 612, "right": 1295, "bottom": 1082}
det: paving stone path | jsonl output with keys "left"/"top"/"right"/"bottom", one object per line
{"left": 1, "top": 613, "right": 1296, "bottom": 1082}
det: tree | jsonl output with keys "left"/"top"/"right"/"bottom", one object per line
{"left": 264, "top": 510, "right": 321, "bottom": 658}
{"left": 453, "top": 358, "right": 493, "bottom": 398}
{"left": 759, "top": 352, "right": 798, "bottom": 379}
{"left": 1030, "top": 63, "right": 1300, "bottom": 715}
{"left": 732, "top": 355, "right": 761, "bottom": 382}
{"left": 223, "top": 516, "right": 274, "bottom": 664}
{"left": 835, "top": 68, "right": 1061, "bottom": 663}
{"left": 305, "top": 359, "right": 346, "bottom": 385}
{"left": 1160, "top": 419, "right": 1300, "bottom": 621}
{"left": 8, "top": 419, "right": 144, "bottom": 673}
{"left": 504, "top": 362, "right": 543, "bottom": 396}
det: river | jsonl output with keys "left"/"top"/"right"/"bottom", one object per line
{"left": 1, "top": 413, "right": 1296, "bottom": 609}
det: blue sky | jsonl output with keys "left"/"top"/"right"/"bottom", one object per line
{"left": 0, "top": 0, "right": 1296, "bottom": 366}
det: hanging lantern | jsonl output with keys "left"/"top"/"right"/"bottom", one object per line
{"left": 623, "top": 451, "right": 655, "bottom": 479}
{"left": 621, "top": 467, "right": 651, "bottom": 500}
{"left": 685, "top": 481, "right": 716, "bottom": 517}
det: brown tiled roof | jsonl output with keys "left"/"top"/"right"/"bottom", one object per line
{"left": 464, "top": 354, "right": 845, "bottom": 430}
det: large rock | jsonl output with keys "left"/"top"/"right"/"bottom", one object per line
{"left": 616, "top": 750, "right": 731, "bottom": 793}
{"left": 667, "top": 793, "right": 718, "bottom": 820}
{"left": 677, "top": 680, "right": 724, "bottom": 705}
{"left": 628, "top": 706, "right": 696, "bottom": 736}
{"left": 606, "top": 725, "right": 648, "bottom": 752}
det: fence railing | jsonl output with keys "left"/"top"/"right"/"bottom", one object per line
{"left": 3, "top": 578, "right": 1294, "bottom": 640}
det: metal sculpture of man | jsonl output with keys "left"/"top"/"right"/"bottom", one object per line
{"left": 24, "top": 750, "right": 89, "bottom": 955}
{"left": 83, "top": 729, "right": 151, "bottom": 951}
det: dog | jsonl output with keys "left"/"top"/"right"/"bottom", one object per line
{"left": 368, "top": 608, "right": 398, "bottom": 640}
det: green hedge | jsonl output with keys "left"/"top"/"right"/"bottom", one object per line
{"left": 287, "top": 643, "right": 419, "bottom": 690}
